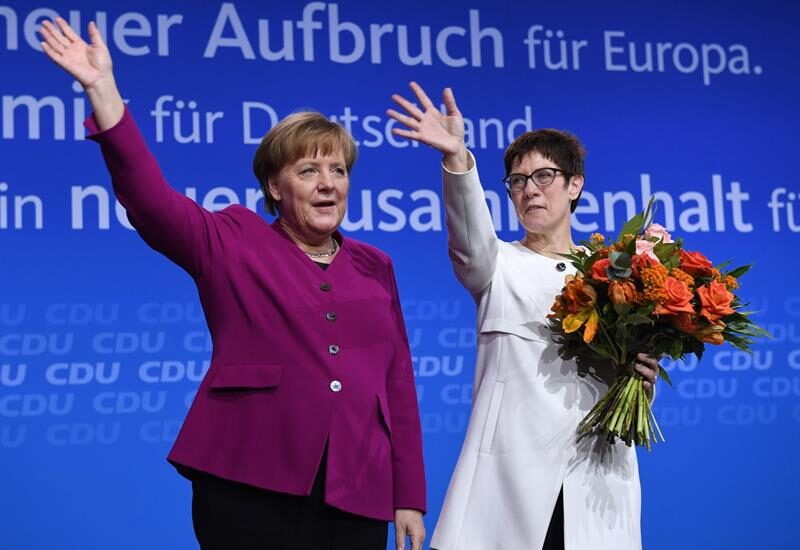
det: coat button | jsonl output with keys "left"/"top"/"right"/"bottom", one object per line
{"left": 330, "top": 380, "right": 342, "bottom": 392}
{"left": 320, "top": 282, "right": 332, "bottom": 291}
{"left": 328, "top": 344, "right": 340, "bottom": 355}
{"left": 325, "top": 312, "right": 337, "bottom": 322}
{"left": 556, "top": 262, "right": 566, "bottom": 272}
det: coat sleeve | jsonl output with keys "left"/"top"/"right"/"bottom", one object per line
{"left": 85, "top": 107, "right": 227, "bottom": 278}
{"left": 443, "top": 151, "right": 500, "bottom": 296}
{"left": 384, "top": 258, "right": 426, "bottom": 513}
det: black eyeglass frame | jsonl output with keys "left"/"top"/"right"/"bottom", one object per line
{"left": 502, "top": 168, "right": 572, "bottom": 193}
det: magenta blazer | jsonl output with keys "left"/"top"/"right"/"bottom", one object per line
{"left": 86, "top": 109, "right": 426, "bottom": 520}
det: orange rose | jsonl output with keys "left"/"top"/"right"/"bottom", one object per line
{"left": 697, "top": 280, "right": 735, "bottom": 322}
{"left": 680, "top": 249, "right": 713, "bottom": 277}
{"left": 609, "top": 280, "right": 636, "bottom": 305}
{"left": 591, "top": 258, "right": 611, "bottom": 282}
{"left": 695, "top": 321, "right": 726, "bottom": 345}
{"left": 654, "top": 277, "right": 696, "bottom": 315}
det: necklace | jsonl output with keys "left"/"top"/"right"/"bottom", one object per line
{"left": 305, "top": 238, "right": 338, "bottom": 259}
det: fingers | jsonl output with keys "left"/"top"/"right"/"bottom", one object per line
{"left": 409, "top": 81, "right": 435, "bottom": 110}
{"left": 40, "top": 20, "right": 69, "bottom": 53}
{"left": 87, "top": 20, "right": 106, "bottom": 48}
{"left": 391, "top": 93, "right": 424, "bottom": 120}
{"left": 442, "top": 87, "right": 460, "bottom": 116}
{"left": 633, "top": 361, "right": 658, "bottom": 386}
{"left": 386, "top": 108, "right": 420, "bottom": 131}
{"left": 390, "top": 127, "right": 418, "bottom": 140}
{"left": 410, "top": 533, "right": 424, "bottom": 550}
{"left": 40, "top": 39, "right": 61, "bottom": 61}
{"left": 635, "top": 352, "right": 659, "bottom": 369}
{"left": 395, "top": 523, "right": 406, "bottom": 550}
{"left": 54, "top": 16, "right": 79, "bottom": 42}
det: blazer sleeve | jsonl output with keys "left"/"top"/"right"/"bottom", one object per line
{"left": 384, "top": 258, "right": 427, "bottom": 513}
{"left": 443, "top": 151, "right": 499, "bottom": 296}
{"left": 85, "top": 107, "right": 226, "bottom": 278}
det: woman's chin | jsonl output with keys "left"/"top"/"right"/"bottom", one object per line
{"left": 307, "top": 217, "right": 341, "bottom": 237}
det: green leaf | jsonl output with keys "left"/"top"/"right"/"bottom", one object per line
{"left": 610, "top": 251, "right": 632, "bottom": 269}
{"left": 653, "top": 242, "right": 677, "bottom": 263}
{"left": 686, "top": 337, "right": 705, "bottom": 359}
{"left": 663, "top": 257, "right": 679, "bottom": 270}
{"left": 658, "top": 366, "right": 673, "bottom": 386}
{"left": 625, "top": 314, "right": 653, "bottom": 326}
{"left": 616, "top": 198, "right": 656, "bottom": 244}
{"left": 726, "top": 264, "right": 752, "bottom": 279}
{"left": 668, "top": 338, "right": 684, "bottom": 358}
{"left": 614, "top": 303, "right": 633, "bottom": 316}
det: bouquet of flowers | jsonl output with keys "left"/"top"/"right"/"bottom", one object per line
{"left": 547, "top": 201, "right": 769, "bottom": 449}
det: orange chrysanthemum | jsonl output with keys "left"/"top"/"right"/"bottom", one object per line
{"left": 589, "top": 233, "right": 605, "bottom": 245}
{"left": 670, "top": 267, "right": 695, "bottom": 289}
{"left": 640, "top": 263, "right": 669, "bottom": 304}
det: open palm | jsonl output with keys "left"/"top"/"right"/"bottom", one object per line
{"left": 388, "top": 82, "right": 465, "bottom": 156}
{"left": 40, "top": 17, "right": 113, "bottom": 90}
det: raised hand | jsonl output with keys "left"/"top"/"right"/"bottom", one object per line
{"left": 388, "top": 82, "right": 469, "bottom": 172}
{"left": 39, "top": 17, "right": 124, "bottom": 131}
{"left": 40, "top": 17, "right": 112, "bottom": 90}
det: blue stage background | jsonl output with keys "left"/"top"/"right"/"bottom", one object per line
{"left": 1, "top": 1, "right": 798, "bottom": 548}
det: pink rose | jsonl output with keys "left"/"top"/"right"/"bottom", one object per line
{"left": 635, "top": 238, "right": 659, "bottom": 260}
{"left": 644, "top": 223, "right": 673, "bottom": 243}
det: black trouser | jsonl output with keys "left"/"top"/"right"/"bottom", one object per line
{"left": 190, "top": 454, "right": 387, "bottom": 549}
{"left": 542, "top": 487, "right": 565, "bottom": 550}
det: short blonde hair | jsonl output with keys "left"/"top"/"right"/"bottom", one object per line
{"left": 252, "top": 112, "right": 358, "bottom": 215}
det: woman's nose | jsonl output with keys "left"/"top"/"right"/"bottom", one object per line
{"left": 317, "top": 172, "right": 335, "bottom": 190}
{"left": 522, "top": 179, "right": 540, "bottom": 198}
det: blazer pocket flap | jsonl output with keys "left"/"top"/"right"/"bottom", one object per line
{"left": 376, "top": 394, "right": 392, "bottom": 436}
{"left": 210, "top": 364, "right": 285, "bottom": 390}
{"left": 479, "top": 318, "right": 547, "bottom": 342}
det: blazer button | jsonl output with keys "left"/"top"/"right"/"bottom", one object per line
{"left": 330, "top": 380, "right": 342, "bottom": 392}
{"left": 325, "top": 312, "right": 337, "bottom": 322}
{"left": 320, "top": 282, "right": 332, "bottom": 291}
{"left": 328, "top": 344, "right": 340, "bottom": 355}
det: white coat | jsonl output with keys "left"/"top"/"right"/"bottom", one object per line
{"left": 430, "top": 156, "right": 642, "bottom": 550}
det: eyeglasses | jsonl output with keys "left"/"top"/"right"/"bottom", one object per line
{"left": 502, "top": 168, "right": 571, "bottom": 193}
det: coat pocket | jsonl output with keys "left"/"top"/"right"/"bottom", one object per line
{"left": 208, "top": 363, "right": 285, "bottom": 390}
{"left": 479, "top": 380, "right": 504, "bottom": 454}
{"left": 376, "top": 394, "right": 393, "bottom": 437}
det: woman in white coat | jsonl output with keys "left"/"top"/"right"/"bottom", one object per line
{"left": 387, "top": 83, "right": 660, "bottom": 550}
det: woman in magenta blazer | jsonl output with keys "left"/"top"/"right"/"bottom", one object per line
{"left": 40, "top": 17, "right": 425, "bottom": 550}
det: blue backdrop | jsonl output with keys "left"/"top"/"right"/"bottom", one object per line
{"left": 1, "top": 1, "right": 798, "bottom": 548}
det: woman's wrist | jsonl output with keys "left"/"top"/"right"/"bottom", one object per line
{"left": 443, "top": 146, "right": 470, "bottom": 173}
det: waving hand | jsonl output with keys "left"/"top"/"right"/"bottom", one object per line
{"left": 388, "top": 82, "right": 469, "bottom": 172}
{"left": 40, "top": 17, "right": 124, "bottom": 130}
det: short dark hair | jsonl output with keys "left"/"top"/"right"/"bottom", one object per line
{"left": 503, "top": 129, "right": 586, "bottom": 212}
{"left": 252, "top": 112, "right": 357, "bottom": 215}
